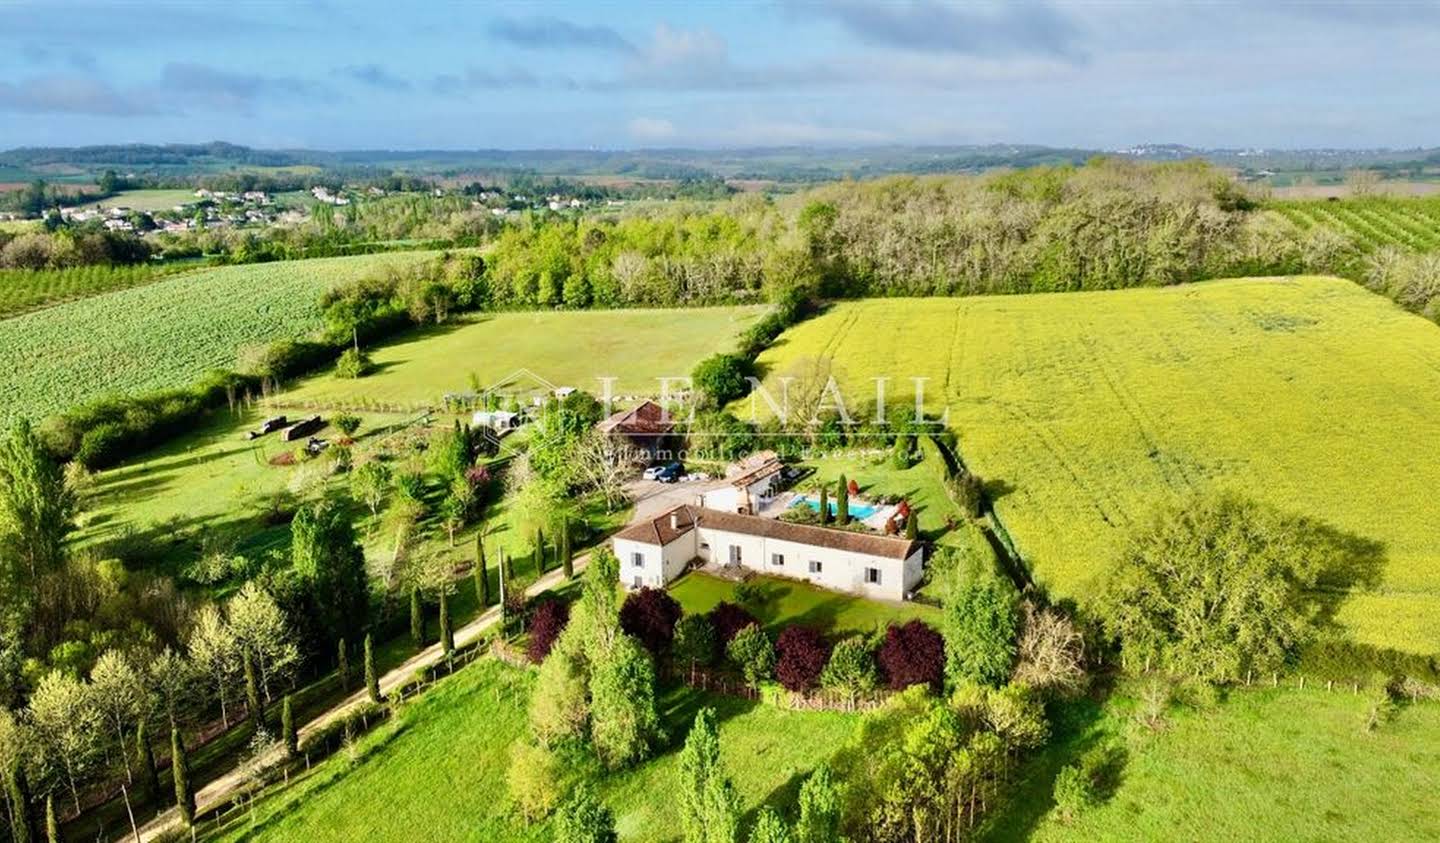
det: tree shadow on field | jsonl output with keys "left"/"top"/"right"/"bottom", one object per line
{"left": 1306, "top": 519, "right": 1387, "bottom": 631}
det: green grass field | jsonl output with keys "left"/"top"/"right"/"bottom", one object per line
{"left": 747, "top": 277, "right": 1440, "bottom": 654}
{"left": 0, "top": 251, "right": 444, "bottom": 425}
{"left": 984, "top": 687, "right": 1440, "bottom": 842}
{"left": 669, "top": 571, "right": 936, "bottom": 636}
{"left": 206, "top": 658, "right": 855, "bottom": 842}
{"left": 273, "top": 306, "right": 767, "bottom": 412}
{"left": 95, "top": 188, "right": 199, "bottom": 211}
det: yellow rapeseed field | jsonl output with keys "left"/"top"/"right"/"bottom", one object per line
{"left": 747, "top": 277, "right": 1440, "bottom": 654}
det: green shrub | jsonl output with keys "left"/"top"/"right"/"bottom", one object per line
{"left": 726, "top": 624, "right": 776, "bottom": 687}
{"left": 335, "top": 347, "right": 372, "bottom": 379}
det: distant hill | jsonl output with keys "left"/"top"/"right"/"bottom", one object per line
{"left": 3, "top": 141, "right": 1438, "bottom": 185}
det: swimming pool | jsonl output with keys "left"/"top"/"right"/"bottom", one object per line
{"left": 790, "top": 494, "right": 880, "bottom": 520}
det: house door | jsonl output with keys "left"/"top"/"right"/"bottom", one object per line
{"left": 632, "top": 575, "right": 643, "bottom": 589}
{"left": 728, "top": 545, "right": 742, "bottom": 567}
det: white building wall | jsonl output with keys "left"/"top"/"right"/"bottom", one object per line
{"left": 613, "top": 534, "right": 696, "bottom": 589}
{"left": 695, "top": 526, "right": 914, "bottom": 601}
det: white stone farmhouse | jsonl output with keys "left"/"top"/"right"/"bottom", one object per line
{"left": 613, "top": 505, "right": 924, "bottom": 602}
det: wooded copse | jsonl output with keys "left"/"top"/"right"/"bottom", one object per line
{"left": 474, "top": 159, "right": 1434, "bottom": 317}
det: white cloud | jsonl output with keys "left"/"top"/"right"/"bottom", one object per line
{"left": 627, "top": 116, "right": 677, "bottom": 142}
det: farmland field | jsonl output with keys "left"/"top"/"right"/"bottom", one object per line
{"left": 0, "top": 250, "right": 445, "bottom": 426}
{"left": 0, "top": 262, "right": 195, "bottom": 319}
{"left": 94, "top": 188, "right": 199, "bottom": 211}
{"left": 745, "top": 277, "right": 1440, "bottom": 654}
{"left": 1267, "top": 196, "right": 1440, "bottom": 253}
{"left": 984, "top": 686, "right": 1440, "bottom": 842}
{"left": 273, "top": 305, "right": 767, "bottom": 412}
{"left": 206, "top": 658, "right": 855, "bottom": 842}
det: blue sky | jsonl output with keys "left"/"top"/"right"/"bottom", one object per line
{"left": 2, "top": 0, "right": 1438, "bottom": 150}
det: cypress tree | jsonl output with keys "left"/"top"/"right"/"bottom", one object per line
{"left": 135, "top": 720, "right": 162, "bottom": 806}
{"left": 171, "top": 728, "right": 195, "bottom": 828}
{"left": 337, "top": 637, "right": 351, "bottom": 691}
{"left": 410, "top": 586, "right": 424, "bottom": 649}
{"left": 243, "top": 649, "right": 263, "bottom": 734}
{"left": 44, "top": 794, "right": 57, "bottom": 843}
{"left": 535, "top": 527, "right": 546, "bottom": 576}
{"left": 439, "top": 589, "right": 454, "bottom": 659}
{"left": 364, "top": 634, "right": 382, "bottom": 704}
{"left": 904, "top": 511, "right": 918, "bottom": 540}
{"left": 281, "top": 695, "right": 297, "bottom": 757}
{"left": 819, "top": 486, "right": 831, "bottom": 524}
{"left": 7, "top": 760, "right": 34, "bottom": 843}
{"left": 474, "top": 533, "right": 489, "bottom": 607}
{"left": 560, "top": 520, "right": 574, "bottom": 580}
{"left": 836, "top": 475, "right": 850, "bottom": 525}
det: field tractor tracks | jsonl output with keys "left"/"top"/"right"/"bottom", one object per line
{"left": 1079, "top": 330, "right": 1200, "bottom": 495}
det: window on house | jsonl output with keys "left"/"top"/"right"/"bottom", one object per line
{"left": 632, "top": 576, "right": 642, "bottom": 589}
{"left": 729, "top": 545, "right": 742, "bottom": 565}
{"left": 808, "top": 560, "right": 822, "bottom": 574}
{"left": 631, "top": 552, "right": 644, "bottom": 568}
{"left": 771, "top": 553, "right": 784, "bottom": 567}
{"left": 864, "top": 567, "right": 881, "bottom": 585}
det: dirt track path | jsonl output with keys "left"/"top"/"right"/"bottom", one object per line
{"left": 131, "top": 554, "right": 590, "bottom": 842}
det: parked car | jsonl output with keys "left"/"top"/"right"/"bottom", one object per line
{"left": 655, "top": 462, "right": 684, "bottom": 483}
{"left": 642, "top": 464, "right": 668, "bottom": 481}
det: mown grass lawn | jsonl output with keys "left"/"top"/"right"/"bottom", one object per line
{"left": 984, "top": 686, "right": 1440, "bottom": 843}
{"left": 96, "top": 188, "right": 200, "bottom": 210}
{"left": 747, "top": 277, "right": 1440, "bottom": 654}
{"left": 207, "top": 658, "right": 856, "bottom": 842}
{"left": 669, "top": 571, "right": 936, "bottom": 636}
{"left": 275, "top": 305, "right": 767, "bottom": 413}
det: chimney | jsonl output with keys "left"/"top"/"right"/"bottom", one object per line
{"left": 669, "top": 511, "right": 679, "bottom": 531}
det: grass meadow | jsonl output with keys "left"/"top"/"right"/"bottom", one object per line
{"left": 746, "top": 277, "right": 1440, "bottom": 654}
{"left": 0, "top": 250, "right": 445, "bottom": 425}
{"left": 95, "top": 188, "right": 200, "bottom": 211}
{"left": 668, "top": 570, "right": 937, "bottom": 636}
{"left": 205, "top": 658, "right": 856, "bottom": 842}
{"left": 984, "top": 685, "right": 1440, "bottom": 842}
{"left": 273, "top": 305, "right": 767, "bottom": 412}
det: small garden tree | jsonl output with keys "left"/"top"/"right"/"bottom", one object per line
{"left": 820, "top": 635, "right": 878, "bottom": 701}
{"left": 171, "top": 728, "right": 195, "bottom": 827}
{"left": 527, "top": 599, "right": 571, "bottom": 664}
{"left": 708, "top": 602, "right": 758, "bottom": 645}
{"left": 554, "top": 783, "right": 618, "bottom": 843}
{"left": 474, "top": 533, "right": 490, "bottom": 607}
{"left": 726, "top": 624, "right": 776, "bottom": 688}
{"left": 774, "top": 626, "right": 830, "bottom": 693}
{"left": 876, "top": 620, "right": 945, "bottom": 691}
{"left": 835, "top": 474, "right": 850, "bottom": 525}
{"left": 673, "top": 614, "right": 718, "bottom": 674}
{"left": 619, "top": 588, "right": 683, "bottom": 655}
{"left": 364, "top": 634, "right": 381, "bottom": 703}
{"left": 333, "top": 413, "right": 362, "bottom": 437}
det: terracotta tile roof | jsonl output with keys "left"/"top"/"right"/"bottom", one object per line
{"left": 613, "top": 504, "right": 698, "bottom": 545}
{"left": 614, "top": 505, "right": 918, "bottom": 560}
{"left": 728, "top": 458, "right": 783, "bottom": 489}
{"left": 597, "top": 400, "right": 674, "bottom": 436}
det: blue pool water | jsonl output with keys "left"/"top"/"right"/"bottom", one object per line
{"left": 791, "top": 494, "right": 880, "bottom": 520}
